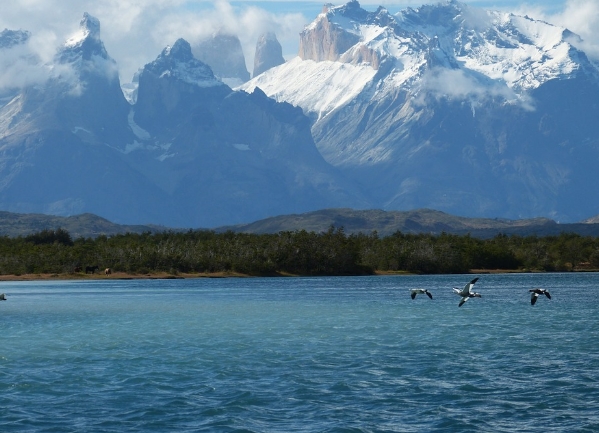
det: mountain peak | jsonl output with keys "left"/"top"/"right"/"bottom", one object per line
{"left": 64, "top": 13, "right": 101, "bottom": 48}
{"left": 336, "top": 0, "right": 366, "bottom": 17}
{"left": 164, "top": 38, "right": 194, "bottom": 61}
{"left": 143, "top": 38, "right": 223, "bottom": 87}
{"left": 58, "top": 13, "right": 109, "bottom": 64}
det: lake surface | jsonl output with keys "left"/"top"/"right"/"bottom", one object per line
{"left": 1, "top": 273, "right": 599, "bottom": 432}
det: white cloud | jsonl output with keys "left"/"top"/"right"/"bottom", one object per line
{"left": 416, "top": 68, "right": 534, "bottom": 111}
{"left": 0, "top": 36, "right": 51, "bottom": 92}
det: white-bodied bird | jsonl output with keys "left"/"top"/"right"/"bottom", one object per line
{"left": 453, "top": 277, "right": 481, "bottom": 307}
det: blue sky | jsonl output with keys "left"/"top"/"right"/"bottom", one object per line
{"left": 1, "top": 0, "right": 597, "bottom": 85}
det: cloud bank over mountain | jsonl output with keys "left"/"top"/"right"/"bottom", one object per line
{"left": 0, "top": 0, "right": 306, "bottom": 86}
{"left": 0, "top": 0, "right": 597, "bottom": 89}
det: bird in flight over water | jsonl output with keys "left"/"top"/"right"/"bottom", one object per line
{"left": 529, "top": 288, "right": 551, "bottom": 305}
{"left": 410, "top": 288, "right": 433, "bottom": 300}
{"left": 453, "top": 277, "right": 481, "bottom": 307}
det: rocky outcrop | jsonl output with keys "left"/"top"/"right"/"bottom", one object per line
{"left": 252, "top": 32, "right": 285, "bottom": 77}
{"left": 299, "top": 1, "right": 381, "bottom": 69}
{"left": 194, "top": 31, "right": 250, "bottom": 85}
{"left": 299, "top": 6, "right": 360, "bottom": 62}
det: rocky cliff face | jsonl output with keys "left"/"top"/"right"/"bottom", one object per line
{"left": 298, "top": 1, "right": 383, "bottom": 68}
{"left": 299, "top": 4, "right": 360, "bottom": 63}
{"left": 194, "top": 31, "right": 250, "bottom": 87}
{"left": 252, "top": 32, "right": 285, "bottom": 77}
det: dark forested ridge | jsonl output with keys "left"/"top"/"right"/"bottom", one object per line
{"left": 2, "top": 227, "right": 599, "bottom": 277}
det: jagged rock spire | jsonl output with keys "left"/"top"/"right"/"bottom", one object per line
{"left": 194, "top": 30, "right": 250, "bottom": 85}
{"left": 58, "top": 12, "right": 108, "bottom": 63}
{"left": 252, "top": 32, "right": 285, "bottom": 77}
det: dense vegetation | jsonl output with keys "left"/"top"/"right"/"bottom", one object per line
{"left": 1, "top": 228, "right": 599, "bottom": 276}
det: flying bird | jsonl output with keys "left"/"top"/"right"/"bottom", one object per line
{"left": 0, "top": 293, "right": 6, "bottom": 301}
{"left": 529, "top": 288, "right": 551, "bottom": 306}
{"left": 410, "top": 288, "right": 433, "bottom": 300}
{"left": 453, "top": 277, "right": 481, "bottom": 307}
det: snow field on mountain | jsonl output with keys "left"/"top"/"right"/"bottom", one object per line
{"left": 241, "top": 57, "right": 377, "bottom": 120}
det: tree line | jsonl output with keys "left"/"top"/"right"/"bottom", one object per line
{"left": 1, "top": 227, "right": 598, "bottom": 276}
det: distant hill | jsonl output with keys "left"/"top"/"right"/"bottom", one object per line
{"left": 0, "top": 211, "right": 164, "bottom": 238}
{"left": 220, "top": 208, "right": 599, "bottom": 238}
{"left": 4, "top": 208, "right": 599, "bottom": 239}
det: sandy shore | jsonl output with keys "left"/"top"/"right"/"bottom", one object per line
{"left": 0, "top": 271, "right": 252, "bottom": 281}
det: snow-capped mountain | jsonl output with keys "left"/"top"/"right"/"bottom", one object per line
{"left": 2, "top": 3, "right": 599, "bottom": 227}
{"left": 0, "top": 14, "right": 367, "bottom": 227}
{"left": 241, "top": 0, "right": 599, "bottom": 222}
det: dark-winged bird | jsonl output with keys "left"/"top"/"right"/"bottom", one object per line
{"left": 529, "top": 288, "right": 551, "bottom": 305}
{"left": 410, "top": 288, "right": 433, "bottom": 300}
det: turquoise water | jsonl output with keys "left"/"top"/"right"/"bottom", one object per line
{"left": 1, "top": 274, "right": 599, "bottom": 432}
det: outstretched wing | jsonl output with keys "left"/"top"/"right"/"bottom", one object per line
{"left": 466, "top": 277, "right": 479, "bottom": 291}
{"left": 544, "top": 291, "right": 551, "bottom": 299}
{"left": 461, "top": 277, "right": 479, "bottom": 295}
{"left": 458, "top": 297, "right": 468, "bottom": 307}
{"left": 426, "top": 291, "right": 433, "bottom": 300}
{"left": 531, "top": 292, "right": 539, "bottom": 305}
{"left": 410, "top": 291, "right": 417, "bottom": 300}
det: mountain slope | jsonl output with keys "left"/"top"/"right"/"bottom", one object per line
{"left": 241, "top": 0, "right": 599, "bottom": 222}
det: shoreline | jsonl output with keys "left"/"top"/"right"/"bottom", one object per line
{"left": 1, "top": 268, "right": 596, "bottom": 282}
{"left": 0, "top": 271, "right": 253, "bottom": 282}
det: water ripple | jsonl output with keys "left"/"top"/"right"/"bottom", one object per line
{"left": 1, "top": 274, "right": 599, "bottom": 432}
